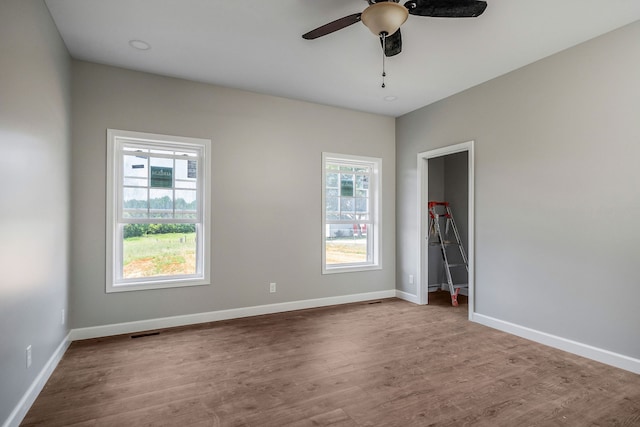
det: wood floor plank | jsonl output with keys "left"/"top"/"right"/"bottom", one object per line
{"left": 22, "top": 294, "right": 640, "bottom": 426}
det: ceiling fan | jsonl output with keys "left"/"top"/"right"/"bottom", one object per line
{"left": 303, "top": 0, "right": 488, "bottom": 56}
{"left": 302, "top": 0, "right": 488, "bottom": 86}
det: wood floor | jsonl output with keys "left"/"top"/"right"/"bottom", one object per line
{"left": 23, "top": 294, "right": 640, "bottom": 426}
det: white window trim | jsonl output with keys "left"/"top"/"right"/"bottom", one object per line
{"left": 106, "top": 129, "right": 211, "bottom": 293}
{"left": 322, "top": 152, "right": 382, "bottom": 274}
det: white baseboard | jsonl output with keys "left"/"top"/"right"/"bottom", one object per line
{"left": 472, "top": 313, "right": 640, "bottom": 375}
{"left": 3, "top": 333, "right": 71, "bottom": 427}
{"left": 70, "top": 290, "right": 396, "bottom": 341}
{"left": 395, "top": 290, "right": 420, "bottom": 304}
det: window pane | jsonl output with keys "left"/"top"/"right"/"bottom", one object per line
{"left": 175, "top": 158, "right": 198, "bottom": 181}
{"left": 326, "top": 196, "right": 339, "bottom": 219}
{"left": 355, "top": 175, "right": 369, "bottom": 189}
{"left": 326, "top": 188, "right": 339, "bottom": 197}
{"left": 122, "top": 224, "right": 197, "bottom": 279}
{"left": 124, "top": 155, "right": 148, "bottom": 178}
{"left": 326, "top": 173, "right": 338, "bottom": 188}
{"left": 150, "top": 156, "right": 173, "bottom": 167}
{"left": 175, "top": 190, "right": 197, "bottom": 214}
{"left": 340, "top": 197, "right": 355, "bottom": 220}
{"left": 340, "top": 174, "right": 354, "bottom": 197}
{"left": 339, "top": 165, "right": 354, "bottom": 172}
{"left": 325, "top": 224, "right": 368, "bottom": 265}
{"left": 150, "top": 156, "right": 173, "bottom": 190}
{"left": 149, "top": 189, "right": 173, "bottom": 218}
{"left": 150, "top": 166, "right": 173, "bottom": 188}
{"left": 123, "top": 188, "right": 148, "bottom": 218}
{"left": 356, "top": 189, "right": 368, "bottom": 198}
{"left": 355, "top": 197, "right": 368, "bottom": 213}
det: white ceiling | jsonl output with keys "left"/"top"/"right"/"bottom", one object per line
{"left": 45, "top": 0, "right": 640, "bottom": 117}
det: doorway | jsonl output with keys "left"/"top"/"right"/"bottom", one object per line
{"left": 417, "top": 141, "right": 475, "bottom": 318}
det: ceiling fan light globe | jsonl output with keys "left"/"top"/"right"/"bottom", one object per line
{"left": 361, "top": 2, "right": 409, "bottom": 37}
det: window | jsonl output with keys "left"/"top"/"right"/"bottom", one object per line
{"left": 322, "top": 153, "right": 381, "bottom": 273}
{"left": 106, "top": 129, "right": 211, "bottom": 292}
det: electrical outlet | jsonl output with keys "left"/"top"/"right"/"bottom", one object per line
{"left": 269, "top": 282, "right": 276, "bottom": 293}
{"left": 409, "top": 275, "right": 414, "bottom": 285}
{"left": 61, "top": 308, "right": 65, "bottom": 326}
{"left": 26, "top": 345, "right": 32, "bottom": 368}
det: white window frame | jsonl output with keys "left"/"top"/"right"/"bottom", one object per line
{"left": 322, "top": 152, "right": 382, "bottom": 274}
{"left": 106, "top": 129, "right": 211, "bottom": 293}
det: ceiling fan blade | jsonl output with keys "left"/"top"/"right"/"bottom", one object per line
{"left": 381, "top": 29, "right": 402, "bottom": 57}
{"left": 404, "top": 0, "right": 487, "bottom": 18}
{"left": 302, "top": 13, "right": 362, "bottom": 40}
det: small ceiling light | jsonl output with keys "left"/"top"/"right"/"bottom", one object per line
{"left": 361, "top": 2, "right": 408, "bottom": 37}
{"left": 129, "top": 39, "right": 151, "bottom": 51}
{"left": 384, "top": 95, "right": 398, "bottom": 102}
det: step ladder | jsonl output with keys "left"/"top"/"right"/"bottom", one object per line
{"left": 428, "top": 201, "right": 468, "bottom": 307}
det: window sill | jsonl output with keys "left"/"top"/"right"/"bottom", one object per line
{"left": 322, "top": 264, "right": 382, "bottom": 275}
{"left": 106, "top": 278, "right": 209, "bottom": 293}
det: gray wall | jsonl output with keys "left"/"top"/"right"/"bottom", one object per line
{"left": 0, "top": 0, "right": 71, "bottom": 422}
{"left": 396, "top": 21, "right": 640, "bottom": 359}
{"left": 70, "top": 61, "right": 396, "bottom": 328}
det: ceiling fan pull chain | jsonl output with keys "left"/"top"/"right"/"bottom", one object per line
{"left": 381, "top": 32, "right": 387, "bottom": 88}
